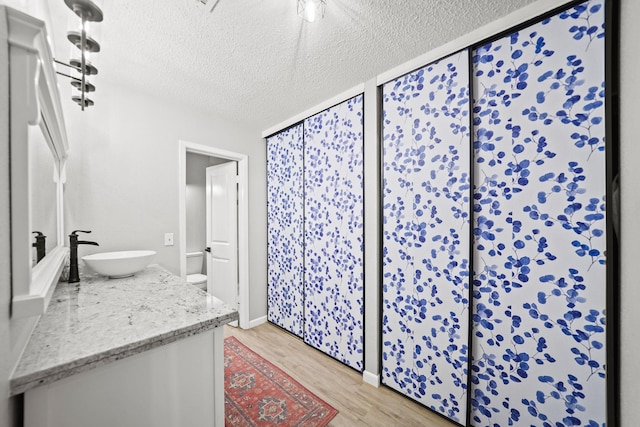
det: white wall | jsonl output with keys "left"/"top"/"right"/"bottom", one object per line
{"left": 619, "top": 0, "right": 639, "bottom": 424}
{"left": 60, "top": 78, "right": 268, "bottom": 322}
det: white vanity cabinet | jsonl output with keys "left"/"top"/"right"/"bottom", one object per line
{"left": 11, "top": 266, "right": 238, "bottom": 427}
{"left": 24, "top": 329, "right": 224, "bottom": 427}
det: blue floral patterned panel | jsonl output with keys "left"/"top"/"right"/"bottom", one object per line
{"left": 303, "top": 95, "right": 364, "bottom": 371}
{"left": 470, "top": 1, "right": 607, "bottom": 426}
{"left": 381, "top": 50, "right": 471, "bottom": 424}
{"left": 267, "top": 124, "right": 305, "bottom": 337}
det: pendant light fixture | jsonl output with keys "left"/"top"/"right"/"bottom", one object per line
{"left": 297, "top": 0, "right": 326, "bottom": 23}
{"left": 55, "top": 0, "right": 103, "bottom": 110}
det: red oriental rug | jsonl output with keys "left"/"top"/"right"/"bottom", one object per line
{"left": 224, "top": 336, "right": 338, "bottom": 426}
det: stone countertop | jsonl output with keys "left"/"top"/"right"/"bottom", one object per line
{"left": 10, "top": 264, "right": 238, "bottom": 396}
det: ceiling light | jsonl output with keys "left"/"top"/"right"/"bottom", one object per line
{"left": 297, "top": 0, "right": 326, "bottom": 23}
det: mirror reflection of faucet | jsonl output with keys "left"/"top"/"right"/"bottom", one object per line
{"left": 32, "top": 231, "right": 46, "bottom": 265}
{"left": 68, "top": 230, "right": 99, "bottom": 283}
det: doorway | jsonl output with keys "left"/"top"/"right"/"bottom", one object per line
{"left": 178, "top": 140, "right": 249, "bottom": 329}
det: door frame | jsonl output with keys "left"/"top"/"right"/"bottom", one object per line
{"left": 178, "top": 140, "right": 249, "bottom": 329}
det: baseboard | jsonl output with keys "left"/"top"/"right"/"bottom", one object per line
{"left": 248, "top": 315, "right": 267, "bottom": 329}
{"left": 363, "top": 370, "right": 380, "bottom": 387}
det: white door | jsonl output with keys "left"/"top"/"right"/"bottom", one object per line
{"left": 206, "top": 162, "right": 238, "bottom": 312}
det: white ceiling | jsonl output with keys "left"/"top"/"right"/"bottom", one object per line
{"left": 48, "top": 0, "right": 539, "bottom": 132}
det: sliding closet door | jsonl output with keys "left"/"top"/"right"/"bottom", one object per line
{"left": 381, "top": 51, "right": 471, "bottom": 424}
{"left": 470, "top": 1, "right": 607, "bottom": 425}
{"left": 266, "top": 124, "right": 305, "bottom": 337}
{"left": 303, "top": 95, "right": 364, "bottom": 371}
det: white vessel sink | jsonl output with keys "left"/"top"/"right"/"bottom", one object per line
{"left": 82, "top": 250, "right": 156, "bottom": 278}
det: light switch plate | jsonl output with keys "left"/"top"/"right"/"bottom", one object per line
{"left": 164, "top": 233, "right": 174, "bottom": 246}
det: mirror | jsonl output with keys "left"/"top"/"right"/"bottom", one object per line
{"left": 8, "top": 6, "right": 69, "bottom": 318}
{"left": 28, "top": 123, "right": 60, "bottom": 266}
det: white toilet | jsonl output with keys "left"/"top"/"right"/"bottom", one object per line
{"left": 186, "top": 251, "right": 207, "bottom": 291}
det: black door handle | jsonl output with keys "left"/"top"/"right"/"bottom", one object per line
{"left": 205, "top": 247, "right": 211, "bottom": 253}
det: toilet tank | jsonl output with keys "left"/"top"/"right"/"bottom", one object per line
{"left": 186, "top": 251, "right": 205, "bottom": 275}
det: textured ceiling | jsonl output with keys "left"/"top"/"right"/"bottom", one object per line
{"left": 48, "top": 0, "right": 539, "bottom": 131}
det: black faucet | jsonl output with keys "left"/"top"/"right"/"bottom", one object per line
{"left": 32, "top": 231, "right": 46, "bottom": 264}
{"left": 68, "top": 230, "right": 99, "bottom": 283}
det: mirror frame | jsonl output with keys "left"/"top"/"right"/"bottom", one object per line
{"left": 7, "top": 7, "right": 69, "bottom": 318}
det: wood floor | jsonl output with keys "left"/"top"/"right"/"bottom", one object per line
{"left": 224, "top": 322, "right": 457, "bottom": 427}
